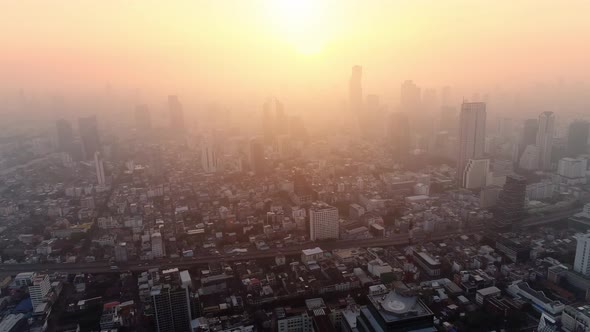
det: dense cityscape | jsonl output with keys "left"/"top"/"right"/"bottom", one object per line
{"left": 3, "top": 1, "right": 590, "bottom": 332}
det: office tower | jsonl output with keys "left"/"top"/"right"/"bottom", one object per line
{"left": 567, "top": 120, "right": 590, "bottom": 157}
{"left": 28, "top": 274, "right": 50, "bottom": 310}
{"left": 135, "top": 104, "right": 152, "bottom": 132}
{"left": 519, "top": 145, "right": 540, "bottom": 170}
{"left": 201, "top": 138, "right": 218, "bottom": 173}
{"left": 114, "top": 242, "right": 128, "bottom": 262}
{"left": 574, "top": 233, "right": 590, "bottom": 277}
{"left": 440, "top": 106, "right": 457, "bottom": 132}
{"left": 494, "top": 175, "right": 527, "bottom": 228}
{"left": 521, "top": 119, "right": 539, "bottom": 148}
{"left": 168, "top": 95, "right": 185, "bottom": 132}
{"left": 262, "top": 98, "right": 284, "bottom": 145}
{"left": 462, "top": 158, "right": 489, "bottom": 189}
{"left": 151, "top": 270, "right": 192, "bottom": 332}
{"left": 388, "top": 112, "right": 410, "bottom": 157}
{"left": 55, "top": 119, "right": 74, "bottom": 151}
{"left": 309, "top": 202, "right": 339, "bottom": 241}
{"left": 457, "top": 102, "right": 486, "bottom": 184}
{"left": 536, "top": 111, "right": 555, "bottom": 170}
{"left": 557, "top": 157, "right": 588, "bottom": 179}
{"left": 94, "top": 152, "right": 106, "bottom": 186}
{"left": 274, "top": 99, "right": 288, "bottom": 134}
{"left": 349, "top": 65, "right": 363, "bottom": 113}
{"left": 249, "top": 138, "right": 266, "bottom": 175}
{"left": 151, "top": 232, "right": 166, "bottom": 258}
{"left": 78, "top": 115, "right": 101, "bottom": 160}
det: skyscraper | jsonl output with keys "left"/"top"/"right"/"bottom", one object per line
{"left": 536, "top": 111, "right": 555, "bottom": 170}
{"left": 309, "top": 202, "right": 339, "bottom": 241}
{"left": 201, "top": 138, "right": 218, "bottom": 173}
{"left": 78, "top": 115, "right": 101, "bottom": 160}
{"left": 388, "top": 112, "right": 410, "bottom": 157}
{"left": 151, "top": 270, "right": 192, "bottom": 332}
{"left": 494, "top": 175, "right": 527, "bottom": 228}
{"left": 400, "top": 80, "right": 422, "bottom": 132}
{"left": 94, "top": 151, "right": 106, "bottom": 186}
{"left": 135, "top": 104, "right": 152, "bottom": 133}
{"left": 457, "top": 102, "right": 486, "bottom": 184}
{"left": 462, "top": 158, "right": 490, "bottom": 189}
{"left": 521, "top": 119, "right": 539, "bottom": 148}
{"left": 574, "top": 233, "right": 590, "bottom": 277}
{"left": 29, "top": 274, "right": 50, "bottom": 310}
{"left": 55, "top": 119, "right": 74, "bottom": 151}
{"left": 262, "top": 98, "right": 284, "bottom": 145}
{"left": 168, "top": 95, "right": 185, "bottom": 132}
{"left": 250, "top": 138, "right": 266, "bottom": 175}
{"left": 567, "top": 120, "right": 589, "bottom": 157}
{"left": 349, "top": 65, "right": 363, "bottom": 114}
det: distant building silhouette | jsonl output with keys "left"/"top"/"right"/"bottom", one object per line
{"left": 250, "top": 138, "right": 266, "bottom": 175}
{"left": 201, "top": 138, "right": 218, "bottom": 173}
{"left": 388, "top": 112, "right": 410, "bottom": 157}
{"left": 567, "top": 120, "right": 589, "bottom": 157}
{"left": 94, "top": 151, "right": 106, "bottom": 186}
{"left": 457, "top": 102, "right": 486, "bottom": 184}
{"left": 55, "top": 118, "right": 74, "bottom": 151}
{"left": 400, "top": 80, "right": 422, "bottom": 132}
{"left": 521, "top": 118, "right": 539, "bottom": 148}
{"left": 168, "top": 95, "right": 185, "bottom": 132}
{"left": 536, "top": 111, "right": 555, "bottom": 170}
{"left": 494, "top": 175, "right": 527, "bottom": 228}
{"left": 349, "top": 65, "right": 363, "bottom": 114}
{"left": 78, "top": 115, "right": 101, "bottom": 160}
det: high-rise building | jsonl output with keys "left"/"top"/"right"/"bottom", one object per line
{"left": 557, "top": 157, "right": 587, "bottom": 179}
{"left": 56, "top": 119, "right": 74, "bottom": 151}
{"left": 521, "top": 119, "right": 539, "bottom": 148}
{"left": 519, "top": 145, "right": 540, "bottom": 170}
{"left": 152, "top": 232, "right": 166, "bottom": 258}
{"left": 201, "top": 138, "right": 218, "bottom": 173}
{"left": 309, "top": 202, "right": 339, "bottom": 241}
{"left": 388, "top": 112, "right": 410, "bottom": 157}
{"left": 114, "top": 242, "right": 128, "bottom": 262}
{"left": 28, "top": 274, "right": 50, "bottom": 310}
{"left": 462, "top": 158, "right": 489, "bottom": 189}
{"left": 250, "top": 138, "right": 266, "bottom": 175}
{"left": 349, "top": 65, "right": 363, "bottom": 114}
{"left": 567, "top": 120, "right": 589, "bottom": 157}
{"left": 457, "top": 102, "right": 486, "bottom": 184}
{"left": 494, "top": 175, "right": 527, "bottom": 228}
{"left": 151, "top": 270, "right": 193, "bottom": 332}
{"left": 574, "top": 233, "right": 590, "bottom": 277}
{"left": 536, "top": 111, "right": 555, "bottom": 170}
{"left": 262, "top": 98, "right": 284, "bottom": 145}
{"left": 168, "top": 95, "right": 185, "bottom": 132}
{"left": 135, "top": 104, "right": 152, "bottom": 133}
{"left": 94, "top": 151, "right": 106, "bottom": 186}
{"left": 78, "top": 115, "right": 101, "bottom": 160}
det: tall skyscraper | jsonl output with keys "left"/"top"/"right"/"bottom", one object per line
{"left": 135, "top": 104, "right": 152, "bottom": 133}
{"left": 494, "top": 175, "right": 527, "bottom": 228}
{"left": 574, "top": 233, "right": 590, "bottom": 277}
{"left": 521, "top": 119, "right": 539, "bottom": 148}
{"left": 567, "top": 120, "right": 589, "bottom": 157}
{"left": 462, "top": 158, "right": 490, "bottom": 189}
{"left": 536, "top": 111, "right": 555, "bottom": 170}
{"left": 78, "top": 115, "right": 101, "bottom": 160}
{"left": 388, "top": 112, "right": 410, "bottom": 157}
{"left": 250, "top": 138, "right": 266, "bottom": 175}
{"left": 168, "top": 95, "right": 185, "bottom": 132}
{"left": 349, "top": 65, "right": 363, "bottom": 114}
{"left": 201, "top": 138, "right": 218, "bottom": 173}
{"left": 55, "top": 119, "right": 74, "bottom": 151}
{"left": 309, "top": 202, "right": 339, "bottom": 241}
{"left": 94, "top": 152, "right": 106, "bottom": 186}
{"left": 400, "top": 80, "right": 422, "bottom": 132}
{"left": 457, "top": 102, "right": 486, "bottom": 184}
{"left": 151, "top": 270, "right": 192, "bottom": 332}
{"left": 262, "top": 98, "right": 284, "bottom": 145}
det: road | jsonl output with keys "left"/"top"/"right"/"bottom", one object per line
{"left": 0, "top": 231, "right": 469, "bottom": 276}
{"left": 520, "top": 209, "right": 581, "bottom": 228}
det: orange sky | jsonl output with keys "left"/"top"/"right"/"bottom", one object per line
{"left": 1, "top": 0, "right": 590, "bottom": 107}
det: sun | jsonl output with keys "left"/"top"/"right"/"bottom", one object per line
{"left": 268, "top": 0, "right": 327, "bottom": 55}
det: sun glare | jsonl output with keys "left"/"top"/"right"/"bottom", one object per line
{"left": 269, "top": 0, "right": 327, "bottom": 55}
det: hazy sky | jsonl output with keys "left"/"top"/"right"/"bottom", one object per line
{"left": 2, "top": 0, "right": 590, "bottom": 107}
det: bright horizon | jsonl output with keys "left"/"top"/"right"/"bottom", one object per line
{"left": 2, "top": 0, "right": 590, "bottom": 108}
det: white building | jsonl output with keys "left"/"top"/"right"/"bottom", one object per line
{"left": 574, "top": 233, "right": 590, "bottom": 277}
{"left": 457, "top": 102, "right": 486, "bottom": 184}
{"left": 95, "top": 151, "right": 106, "bottom": 186}
{"left": 29, "top": 274, "right": 50, "bottom": 310}
{"left": 151, "top": 232, "right": 166, "bottom": 258}
{"left": 536, "top": 111, "right": 556, "bottom": 170}
{"left": 526, "top": 180, "right": 555, "bottom": 200}
{"left": 309, "top": 202, "right": 339, "bottom": 241}
{"left": 519, "top": 145, "right": 540, "bottom": 171}
{"left": 462, "top": 158, "right": 489, "bottom": 189}
{"left": 557, "top": 157, "right": 587, "bottom": 179}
